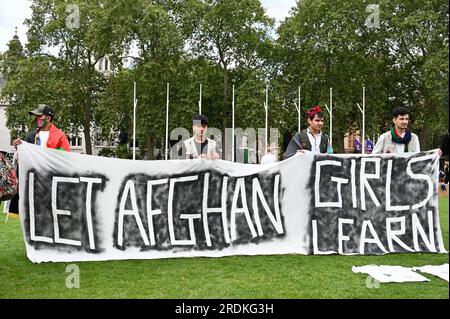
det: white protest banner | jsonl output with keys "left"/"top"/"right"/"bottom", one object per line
{"left": 17, "top": 142, "right": 446, "bottom": 263}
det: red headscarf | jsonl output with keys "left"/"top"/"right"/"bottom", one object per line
{"left": 307, "top": 105, "right": 322, "bottom": 118}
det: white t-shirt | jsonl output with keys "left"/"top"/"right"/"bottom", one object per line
{"left": 307, "top": 129, "right": 322, "bottom": 154}
{"left": 373, "top": 131, "right": 420, "bottom": 154}
{"left": 38, "top": 131, "right": 50, "bottom": 147}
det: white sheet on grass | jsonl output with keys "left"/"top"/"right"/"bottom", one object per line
{"left": 413, "top": 264, "right": 449, "bottom": 282}
{"left": 352, "top": 265, "right": 430, "bottom": 283}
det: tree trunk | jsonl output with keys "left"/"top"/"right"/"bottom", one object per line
{"left": 82, "top": 101, "right": 93, "bottom": 155}
{"left": 147, "top": 135, "right": 156, "bottom": 160}
{"left": 420, "top": 126, "right": 431, "bottom": 151}
{"left": 419, "top": 94, "right": 437, "bottom": 151}
{"left": 335, "top": 129, "right": 345, "bottom": 154}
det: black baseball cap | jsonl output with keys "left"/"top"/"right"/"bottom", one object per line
{"left": 192, "top": 114, "right": 208, "bottom": 126}
{"left": 29, "top": 104, "right": 54, "bottom": 117}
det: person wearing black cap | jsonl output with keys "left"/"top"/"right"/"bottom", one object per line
{"left": 8, "top": 104, "right": 70, "bottom": 216}
{"left": 13, "top": 104, "right": 70, "bottom": 151}
{"left": 182, "top": 114, "right": 219, "bottom": 160}
{"left": 8, "top": 105, "right": 71, "bottom": 215}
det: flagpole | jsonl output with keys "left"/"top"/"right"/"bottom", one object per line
{"left": 298, "top": 86, "right": 301, "bottom": 132}
{"left": 362, "top": 86, "right": 365, "bottom": 154}
{"left": 357, "top": 87, "right": 366, "bottom": 154}
{"left": 265, "top": 84, "right": 269, "bottom": 154}
{"left": 199, "top": 83, "right": 202, "bottom": 114}
{"left": 232, "top": 84, "right": 235, "bottom": 162}
{"left": 165, "top": 83, "right": 169, "bottom": 160}
{"left": 329, "top": 87, "right": 333, "bottom": 146}
{"left": 133, "top": 82, "right": 137, "bottom": 160}
{"left": 324, "top": 88, "right": 333, "bottom": 147}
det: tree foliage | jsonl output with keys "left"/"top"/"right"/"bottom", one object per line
{"left": 1, "top": 0, "right": 448, "bottom": 156}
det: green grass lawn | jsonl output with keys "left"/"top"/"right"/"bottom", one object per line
{"left": 0, "top": 198, "right": 448, "bottom": 299}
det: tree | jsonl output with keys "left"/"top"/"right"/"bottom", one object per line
{"left": 379, "top": 0, "right": 449, "bottom": 149}
{"left": 96, "top": 0, "right": 200, "bottom": 159}
{"left": 276, "top": 0, "right": 388, "bottom": 152}
{"left": 22, "top": 0, "right": 127, "bottom": 154}
{"left": 0, "top": 32, "right": 65, "bottom": 140}
{"left": 188, "top": 0, "right": 274, "bottom": 139}
{"left": 2, "top": 0, "right": 446, "bottom": 158}
{"left": 1, "top": 54, "right": 67, "bottom": 140}
{"left": 276, "top": 0, "right": 448, "bottom": 152}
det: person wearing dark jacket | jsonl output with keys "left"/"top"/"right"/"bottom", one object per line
{"left": 284, "top": 105, "right": 331, "bottom": 159}
{"left": 439, "top": 130, "right": 449, "bottom": 158}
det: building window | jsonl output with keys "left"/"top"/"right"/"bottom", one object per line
{"left": 94, "top": 132, "right": 103, "bottom": 146}
{"left": 70, "top": 135, "right": 83, "bottom": 147}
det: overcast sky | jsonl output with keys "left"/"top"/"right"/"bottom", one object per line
{"left": 0, "top": 0, "right": 297, "bottom": 53}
